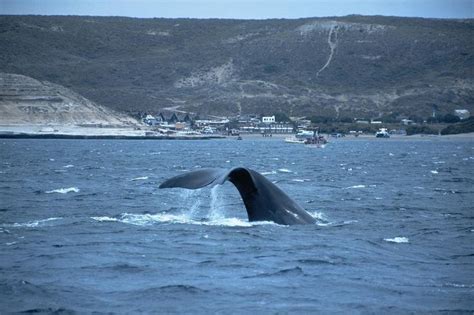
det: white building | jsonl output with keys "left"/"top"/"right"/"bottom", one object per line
{"left": 262, "top": 116, "right": 275, "bottom": 124}
{"left": 454, "top": 109, "right": 470, "bottom": 120}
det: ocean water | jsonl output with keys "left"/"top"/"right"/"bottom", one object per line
{"left": 0, "top": 137, "right": 473, "bottom": 313}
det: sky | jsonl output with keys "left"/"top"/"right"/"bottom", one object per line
{"left": 0, "top": 0, "right": 472, "bottom": 19}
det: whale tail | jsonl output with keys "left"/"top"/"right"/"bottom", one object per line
{"left": 159, "top": 168, "right": 230, "bottom": 189}
{"left": 159, "top": 167, "right": 315, "bottom": 225}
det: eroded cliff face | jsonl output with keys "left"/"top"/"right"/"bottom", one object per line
{"left": 1, "top": 15, "right": 473, "bottom": 118}
{"left": 0, "top": 73, "right": 138, "bottom": 125}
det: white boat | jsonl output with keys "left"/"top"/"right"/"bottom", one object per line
{"left": 286, "top": 129, "right": 328, "bottom": 147}
{"left": 375, "top": 128, "right": 390, "bottom": 138}
{"left": 284, "top": 136, "right": 305, "bottom": 144}
{"left": 284, "top": 130, "right": 316, "bottom": 144}
{"left": 295, "top": 130, "right": 314, "bottom": 139}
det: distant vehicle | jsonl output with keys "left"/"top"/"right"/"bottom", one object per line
{"left": 202, "top": 127, "right": 215, "bottom": 134}
{"left": 375, "top": 128, "right": 390, "bottom": 138}
{"left": 330, "top": 133, "right": 344, "bottom": 138}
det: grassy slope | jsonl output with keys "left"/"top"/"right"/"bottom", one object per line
{"left": 0, "top": 15, "right": 472, "bottom": 118}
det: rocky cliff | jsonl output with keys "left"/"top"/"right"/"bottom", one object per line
{"left": 0, "top": 73, "right": 138, "bottom": 125}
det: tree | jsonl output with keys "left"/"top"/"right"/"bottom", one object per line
{"left": 442, "top": 113, "right": 461, "bottom": 124}
{"left": 274, "top": 112, "right": 291, "bottom": 123}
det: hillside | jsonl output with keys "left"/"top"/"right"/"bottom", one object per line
{"left": 0, "top": 72, "right": 138, "bottom": 126}
{"left": 0, "top": 15, "right": 473, "bottom": 119}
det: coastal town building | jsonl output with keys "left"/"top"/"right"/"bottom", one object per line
{"left": 262, "top": 116, "right": 276, "bottom": 124}
{"left": 454, "top": 109, "right": 470, "bottom": 120}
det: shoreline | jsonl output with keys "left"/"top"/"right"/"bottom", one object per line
{"left": 235, "top": 132, "right": 474, "bottom": 141}
{"left": 0, "top": 125, "right": 472, "bottom": 141}
{"left": 0, "top": 133, "right": 224, "bottom": 140}
{"left": 0, "top": 125, "right": 225, "bottom": 140}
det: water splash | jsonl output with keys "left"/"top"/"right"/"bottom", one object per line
{"left": 384, "top": 237, "right": 409, "bottom": 243}
{"left": 46, "top": 187, "right": 79, "bottom": 194}
{"left": 91, "top": 213, "right": 276, "bottom": 228}
{"left": 209, "top": 185, "right": 224, "bottom": 221}
{"left": 5, "top": 217, "right": 63, "bottom": 228}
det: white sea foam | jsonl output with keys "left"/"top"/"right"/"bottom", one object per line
{"left": 131, "top": 176, "right": 149, "bottom": 181}
{"left": 291, "top": 178, "right": 310, "bottom": 183}
{"left": 92, "top": 212, "right": 278, "bottom": 228}
{"left": 261, "top": 171, "right": 277, "bottom": 175}
{"left": 91, "top": 216, "right": 119, "bottom": 222}
{"left": 278, "top": 168, "right": 292, "bottom": 173}
{"left": 63, "top": 164, "right": 74, "bottom": 168}
{"left": 384, "top": 236, "right": 409, "bottom": 243}
{"left": 309, "top": 211, "right": 325, "bottom": 220}
{"left": 46, "top": 187, "right": 79, "bottom": 194}
{"left": 9, "top": 217, "right": 62, "bottom": 228}
{"left": 444, "top": 282, "right": 474, "bottom": 288}
{"left": 345, "top": 185, "right": 366, "bottom": 189}
{"left": 430, "top": 170, "right": 439, "bottom": 174}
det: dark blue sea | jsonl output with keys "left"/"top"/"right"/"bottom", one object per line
{"left": 1, "top": 137, "right": 473, "bottom": 313}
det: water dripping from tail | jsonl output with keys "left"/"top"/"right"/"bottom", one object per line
{"left": 209, "top": 185, "right": 225, "bottom": 221}
{"left": 181, "top": 189, "right": 202, "bottom": 219}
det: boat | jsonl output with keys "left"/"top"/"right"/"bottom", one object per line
{"left": 375, "top": 128, "right": 390, "bottom": 138}
{"left": 284, "top": 136, "right": 305, "bottom": 144}
{"left": 285, "top": 129, "right": 328, "bottom": 147}
{"left": 295, "top": 130, "right": 314, "bottom": 139}
{"left": 284, "top": 129, "right": 316, "bottom": 144}
{"left": 304, "top": 134, "right": 328, "bottom": 148}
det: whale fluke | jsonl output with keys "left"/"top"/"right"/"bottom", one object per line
{"left": 159, "top": 167, "right": 315, "bottom": 225}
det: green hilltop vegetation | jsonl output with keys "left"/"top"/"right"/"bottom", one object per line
{"left": 0, "top": 15, "right": 473, "bottom": 120}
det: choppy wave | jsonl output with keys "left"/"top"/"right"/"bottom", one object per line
{"left": 131, "top": 176, "right": 149, "bottom": 181}
{"left": 384, "top": 237, "right": 409, "bottom": 243}
{"left": 278, "top": 168, "right": 292, "bottom": 173}
{"left": 46, "top": 187, "right": 79, "bottom": 194}
{"left": 291, "top": 178, "right": 311, "bottom": 183}
{"left": 6, "top": 217, "right": 62, "bottom": 228}
{"left": 91, "top": 216, "right": 119, "bottom": 222}
{"left": 91, "top": 208, "right": 330, "bottom": 228}
{"left": 261, "top": 171, "right": 277, "bottom": 175}
{"left": 345, "top": 185, "right": 366, "bottom": 189}
{"left": 244, "top": 266, "right": 304, "bottom": 278}
{"left": 92, "top": 213, "right": 277, "bottom": 227}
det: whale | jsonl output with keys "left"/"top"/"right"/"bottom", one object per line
{"left": 159, "top": 167, "right": 316, "bottom": 225}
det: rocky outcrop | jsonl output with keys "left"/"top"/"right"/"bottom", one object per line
{"left": 0, "top": 73, "right": 138, "bottom": 126}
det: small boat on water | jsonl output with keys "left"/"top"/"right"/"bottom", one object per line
{"left": 304, "top": 134, "right": 328, "bottom": 148}
{"left": 284, "top": 137, "right": 305, "bottom": 144}
{"left": 285, "top": 129, "right": 328, "bottom": 148}
{"left": 375, "top": 128, "right": 390, "bottom": 138}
